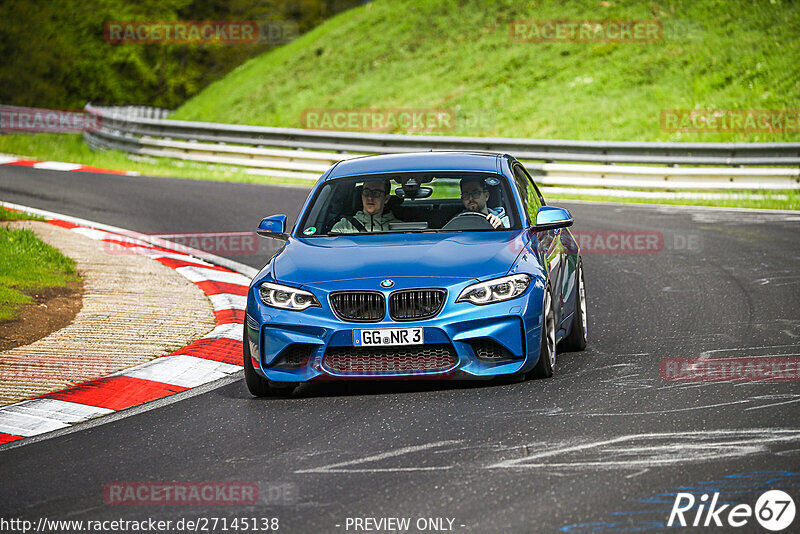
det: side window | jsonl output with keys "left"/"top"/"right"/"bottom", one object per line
{"left": 512, "top": 165, "right": 530, "bottom": 225}
{"left": 519, "top": 164, "right": 544, "bottom": 220}
{"left": 513, "top": 164, "right": 542, "bottom": 225}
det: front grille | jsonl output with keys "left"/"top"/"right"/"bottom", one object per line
{"left": 389, "top": 289, "right": 446, "bottom": 321}
{"left": 323, "top": 344, "right": 457, "bottom": 375}
{"left": 270, "top": 344, "right": 314, "bottom": 368}
{"left": 330, "top": 291, "right": 385, "bottom": 322}
{"left": 470, "top": 339, "right": 516, "bottom": 362}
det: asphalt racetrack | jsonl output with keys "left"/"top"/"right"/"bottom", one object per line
{"left": 2, "top": 166, "right": 799, "bottom": 533}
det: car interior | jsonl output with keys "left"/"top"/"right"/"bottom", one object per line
{"left": 305, "top": 174, "right": 514, "bottom": 235}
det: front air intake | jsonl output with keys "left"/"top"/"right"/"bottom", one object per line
{"left": 322, "top": 344, "right": 457, "bottom": 375}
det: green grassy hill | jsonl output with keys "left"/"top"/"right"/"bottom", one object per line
{"left": 172, "top": 0, "right": 800, "bottom": 142}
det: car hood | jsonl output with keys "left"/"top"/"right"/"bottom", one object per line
{"left": 270, "top": 231, "right": 527, "bottom": 286}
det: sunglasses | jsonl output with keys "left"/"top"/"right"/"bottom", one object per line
{"left": 362, "top": 188, "right": 386, "bottom": 199}
{"left": 460, "top": 190, "right": 488, "bottom": 200}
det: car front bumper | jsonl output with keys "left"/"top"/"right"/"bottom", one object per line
{"left": 245, "top": 278, "right": 546, "bottom": 382}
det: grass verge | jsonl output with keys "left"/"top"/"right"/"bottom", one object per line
{"left": 0, "top": 209, "right": 44, "bottom": 222}
{"left": 0, "top": 220, "right": 80, "bottom": 322}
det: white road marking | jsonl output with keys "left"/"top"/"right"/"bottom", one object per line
{"left": 209, "top": 293, "right": 247, "bottom": 311}
{"left": 0, "top": 201, "right": 255, "bottom": 446}
{"left": 0, "top": 412, "right": 70, "bottom": 437}
{"left": 0, "top": 399, "right": 112, "bottom": 437}
{"left": 202, "top": 323, "right": 243, "bottom": 341}
{"left": 3, "top": 398, "right": 113, "bottom": 421}
{"left": 295, "top": 440, "right": 462, "bottom": 474}
{"left": 119, "top": 354, "right": 241, "bottom": 388}
{"left": 0, "top": 156, "right": 20, "bottom": 164}
{"left": 33, "top": 161, "right": 83, "bottom": 171}
{"left": 121, "top": 246, "right": 216, "bottom": 265}
{"left": 176, "top": 266, "right": 250, "bottom": 286}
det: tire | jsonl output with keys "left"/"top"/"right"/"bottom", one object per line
{"left": 529, "top": 285, "right": 556, "bottom": 379}
{"left": 243, "top": 323, "right": 295, "bottom": 397}
{"left": 560, "top": 261, "right": 587, "bottom": 352}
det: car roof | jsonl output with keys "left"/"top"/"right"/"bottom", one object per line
{"left": 325, "top": 151, "right": 506, "bottom": 179}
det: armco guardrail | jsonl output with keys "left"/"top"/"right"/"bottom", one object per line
{"left": 83, "top": 105, "right": 800, "bottom": 189}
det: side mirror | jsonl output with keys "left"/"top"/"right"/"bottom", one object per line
{"left": 534, "top": 206, "right": 573, "bottom": 231}
{"left": 257, "top": 215, "right": 289, "bottom": 240}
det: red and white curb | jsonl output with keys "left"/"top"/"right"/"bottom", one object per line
{"left": 0, "top": 155, "right": 137, "bottom": 176}
{"left": 0, "top": 202, "right": 257, "bottom": 446}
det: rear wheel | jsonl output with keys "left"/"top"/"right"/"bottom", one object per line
{"left": 560, "top": 261, "right": 587, "bottom": 352}
{"left": 243, "top": 323, "right": 295, "bottom": 397}
{"left": 529, "top": 286, "right": 556, "bottom": 379}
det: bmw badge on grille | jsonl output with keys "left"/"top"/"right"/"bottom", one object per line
{"left": 380, "top": 279, "right": 395, "bottom": 288}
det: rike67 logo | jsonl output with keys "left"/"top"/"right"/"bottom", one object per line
{"left": 668, "top": 490, "right": 796, "bottom": 531}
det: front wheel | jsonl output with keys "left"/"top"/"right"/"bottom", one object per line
{"left": 529, "top": 285, "right": 556, "bottom": 379}
{"left": 560, "top": 261, "right": 587, "bottom": 352}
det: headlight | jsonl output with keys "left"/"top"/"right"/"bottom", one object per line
{"left": 259, "top": 282, "right": 320, "bottom": 311}
{"left": 456, "top": 274, "right": 531, "bottom": 305}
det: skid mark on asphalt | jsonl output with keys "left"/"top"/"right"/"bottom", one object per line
{"left": 518, "top": 392, "right": 800, "bottom": 417}
{"left": 750, "top": 319, "right": 800, "bottom": 340}
{"left": 294, "top": 431, "right": 800, "bottom": 475}
{"left": 743, "top": 394, "right": 800, "bottom": 411}
{"left": 295, "top": 440, "right": 462, "bottom": 474}
{"left": 753, "top": 274, "right": 800, "bottom": 286}
{"left": 487, "top": 429, "right": 800, "bottom": 471}
{"left": 544, "top": 399, "right": 753, "bottom": 417}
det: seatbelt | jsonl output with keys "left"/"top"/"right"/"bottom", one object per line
{"left": 345, "top": 216, "right": 368, "bottom": 232}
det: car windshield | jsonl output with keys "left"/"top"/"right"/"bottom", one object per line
{"left": 297, "top": 172, "right": 521, "bottom": 237}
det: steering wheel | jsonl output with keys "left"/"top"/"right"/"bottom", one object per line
{"left": 441, "top": 211, "right": 495, "bottom": 231}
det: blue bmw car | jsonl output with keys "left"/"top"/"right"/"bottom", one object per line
{"left": 244, "top": 152, "right": 586, "bottom": 396}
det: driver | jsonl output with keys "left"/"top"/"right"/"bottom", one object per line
{"left": 331, "top": 179, "right": 400, "bottom": 233}
{"left": 458, "top": 177, "right": 509, "bottom": 228}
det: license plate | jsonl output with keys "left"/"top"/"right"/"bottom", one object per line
{"left": 353, "top": 327, "right": 424, "bottom": 347}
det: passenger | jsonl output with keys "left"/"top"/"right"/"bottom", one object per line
{"left": 331, "top": 179, "right": 400, "bottom": 233}
{"left": 459, "top": 177, "right": 509, "bottom": 228}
